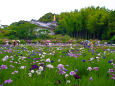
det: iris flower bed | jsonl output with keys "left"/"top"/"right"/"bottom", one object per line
{"left": 0, "top": 44, "right": 115, "bottom": 86}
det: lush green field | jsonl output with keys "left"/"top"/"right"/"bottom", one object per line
{"left": 0, "top": 44, "right": 115, "bottom": 86}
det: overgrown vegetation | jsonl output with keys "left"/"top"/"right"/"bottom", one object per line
{"left": 0, "top": 6, "right": 114, "bottom": 41}
{"left": 0, "top": 44, "right": 115, "bottom": 86}
{"left": 2, "top": 21, "right": 38, "bottom": 39}
{"left": 55, "top": 6, "right": 115, "bottom": 40}
{"left": 39, "top": 12, "right": 59, "bottom": 22}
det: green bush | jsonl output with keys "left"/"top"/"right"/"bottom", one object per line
{"left": 31, "top": 40, "right": 38, "bottom": 43}
{"left": 100, "top": 40, "right": 109, "bottom": 44}
{"left": 36, "top": 39, "right": 42, "bottom": 43}
{"left": 39, "top": 34, "right": 51, "bottom": 39}
{"left": 52, "top": 40, "right": 57, "bottom": 43}
{"left": 0, "top": 39, "right": 5, "bottom": 44}
{"left": 110, "top": 35, "right": 115, "bottom": 44}
{"left": 76, "top": 39, "right": 83, "bottom": 44}
{"left": 53, "top": 34, "right": 71, "bottom": 43}
{"left": 9, "top": 40, "right": 13, "bottom": 44}
{"left": 8, "top": 35, "right": 17, "bottom": 39}
{"left": 111, "top": 35, "right": 115, "bottom": 41}
{"left": 62, "top": 35, "right": 70, "bottom": 43}
{"left": 20, "top": 40, "right": 26, "bottom": 44}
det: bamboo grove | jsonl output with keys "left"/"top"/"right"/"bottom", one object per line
{"left": 55, "top": 6, "right": 115, "bottom": 40}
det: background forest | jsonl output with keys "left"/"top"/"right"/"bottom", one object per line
{"left": 0, "top": 6, "right": 115, "bottom": 41}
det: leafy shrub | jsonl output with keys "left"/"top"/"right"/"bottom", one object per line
{"left": 36, "top": 39, "right": 42, "bottom": 43}
{"left": 76, "top": 39, "right": 83, "bottom": 44}
{"left": 110, "top": 35, "right": 115, "bottom": 44}
{"left": 111, "top": 35, "right": 115, "bottom": 41}
{"left": 52, "top": 40, "right": 57, "bottom": 43}
{"left": 53, "top": 34, "right": 71, "bottom": 43}
{"left": 39, "top": 34, "right": 51, "bottom": 39}
{"left": 9, "top": 40, "right": 13, "bottom": 44}
{"left": 20, "top": 40, "right": 26, "bottom": 44}
{"left": 31, "top": 40, "right": 37, "bottom": 43}
{"left": 0, "top": 39, "right": 5, "bottom": 44}
{"left": 100, "top": 40, "right": 109, "bottom": 44}
{"left": 8, "top": 35, "right": 17, "bottom": 39}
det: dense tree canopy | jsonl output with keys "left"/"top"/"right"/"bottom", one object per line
{"left": 39, "top": 12, "right": 59, "bottom": 22}
{"left": 0, "top": 6, "right": 114, "bottom": 41}
{"left": 7, "top": 21, "right": 38, "bottom": 39}
{"left": 55, "top": 6, "right": 115, "bottom": 40}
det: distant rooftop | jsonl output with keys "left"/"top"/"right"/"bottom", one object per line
{"left": 30, "top": 19, "right": 58, "bottom": 29}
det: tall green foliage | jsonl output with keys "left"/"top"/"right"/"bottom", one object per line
{"left": 8, "top": 21, "right": 38, "bottom": 39}
{"left": 39, "top": 12, "right": 59, "bottom": 22}
{"left": 106, "top": 11, "right": 115, "bottom": 40}
{"left": 55, "top": 6, "right": 115, "bottom": 40}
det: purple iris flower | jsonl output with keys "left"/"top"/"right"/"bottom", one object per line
{"left": 66, "top": 65, "right": 69, "bottom": 67}
{"left": 77, "top": 49, "right": 79, "bottom": 52}
{"left": 111, "top": 77, "right": 115, "bottom": 80}
{"left": 28, "top": 57, "right": 31, "bottom": 59}
{"left": 70, "top": 71, "right": 76, "bottom": 75}
{"left": 73, "top": 74, "right": 80, "bottom": 79}
{"left": 57, "top": 80, "right": 61, "bottom": 84}
{"left": 103, "top": 57, "right": 106, "bottom": 59}
{"left": 57, "top": 64, "right": 64, "bottom": 70}
{"left": 66, "top": 54, "right": 69, "bottom": 56}
{"left": 64, "top": 68, "right": 68, "bottom": 72}
{"left": 89, "top": 77, "right": 93, "bottom": 80}
{"left": 33, "top": 58, "right": 36, "bottom": 60}
{"left": 108, "top": 60, "right": 112, "bottom": 63}
{"left": 4, "top": 79, "right": 13, "bottom": 83}
{"left": 62, "top": 51, "right": 65, "bottom": 53}
{"left": 30, "top": 65, "right": 39, "bottom": 70}
{"left": 20, "top": 54, "right": 23, "bottom": 56}
{"left": 74, "top": 69, "right": 78, "bottom": 72}
{"left": 93, "top": 67, "right": 99, "bottom": 71}
{"left": 1, "top": 65, "right": 7, "bottom": 69}
{"left": 40, "top": 63, "right": 44, "bottom": 66}
{"left": 109, "top": 69, "right": 114, "bottom": 72}
{"left": 71, "top": 49, "right": 74, "bottom": 52}
{"left": 83, "top": 59, "right": 86, "bottom": 62}
{"left": 51, "top": 60, "right": 54, "bottom": 63}
{"left": 36, "top": 58, "right": 40, "bottom": 60}
{"left": 111, "top": 73, "right": 115, "bottom": 77}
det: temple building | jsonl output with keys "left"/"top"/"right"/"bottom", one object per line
{"left": 50, "top": 14, "right": 57, "bottom": 28}
{"left": 30, "top": 14, "right": 58, "bottom": 37}
{"left": 53, "top": 14, "right": 56, "bottom": 21}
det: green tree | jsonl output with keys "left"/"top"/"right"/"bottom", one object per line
{"left": 8, "top": 21, "right": 38, "bottom": 39}
{"left": 39, "top": 12, "right": 59, "bottom": 22}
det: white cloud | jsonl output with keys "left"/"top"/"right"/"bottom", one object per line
{"left": 0, "top": 0, "right": 115, "bottom": 25}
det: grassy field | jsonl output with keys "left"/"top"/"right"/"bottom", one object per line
{"left": 0, "top": 44, "right": 115, "bottom": 86}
